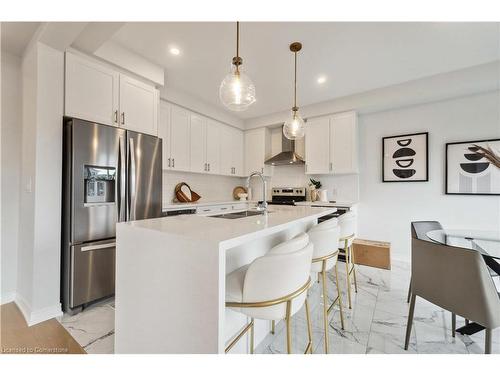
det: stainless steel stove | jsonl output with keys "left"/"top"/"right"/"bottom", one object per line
{"left": 268, "top": 187, "right": 306, "bottom": 205}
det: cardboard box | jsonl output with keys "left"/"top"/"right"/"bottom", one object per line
{"left": 353, "top": 239, "right": 391, "bottom": 270}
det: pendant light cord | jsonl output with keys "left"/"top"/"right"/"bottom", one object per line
{"left": 293, "top": 51, "right": 297, "bottom": 110}
{"left": 236, "top": 21, "right": 240, "bottom": 74}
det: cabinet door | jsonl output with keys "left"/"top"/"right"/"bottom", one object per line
{"left": 119, "top": 74, "right": 158, "bottom": 136}
{"left": 305, "top": 117, "right": 330, "bottom": 174}
{"left": 65, "top": 52, "right": 119, "bottom": 126}
{"left": 170, "top": 105, "right": 191, "bottom": 171}
{"left": 232, "top": 129, "right": 244, "bottom": 176}
{"left": 189, "top": 114, "right": 207, "bottom": 173}
{"left": 158, "top": 102, "right": 171, "bottom": 169}
{"left": 205, "top": 120, "right": 221, "bottom": 174}
{"left": 219, "top": 125, "right": 234, "bottom": 176}
{"left": 330, "top": 112, "right": 358, "bottom": 174}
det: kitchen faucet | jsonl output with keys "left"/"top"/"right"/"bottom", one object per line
{"left": 246, "top": 171, "right": 268, "bottom": 212}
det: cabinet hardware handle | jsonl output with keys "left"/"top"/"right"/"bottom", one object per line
{"left": 208, "top": 163, "right": 210, "bottom": 172}
{"left": 172, "top": 158, "right": 175, "bottom": 168}
{"left": 168, "top": 158, "right": 171, "bottom": 168}
{"left": 121, "top": 112, "right": 125, "bottom": 125}
{"left": 330, "top": 162, "right": 332, "bottom": 171}
{"left": 261, "top": 167, "right": 263, "bottom": 174}
{"left": 114, "top": 110, "right": 118, "bottom": 123}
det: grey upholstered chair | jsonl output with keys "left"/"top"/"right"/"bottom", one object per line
{"left": 407, "top": 221, "right": 444, "bottom": 303}
{"left": 404, "top": 235, "right": 500, "bottom": 354}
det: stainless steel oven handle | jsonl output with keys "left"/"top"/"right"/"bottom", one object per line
{"left": 81, "top": 242, "right": 116, "bottom": 252}
{"left": 129, "top": 137, "right": 137, "bottom": 221}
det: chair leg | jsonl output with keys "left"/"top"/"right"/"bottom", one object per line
{"left": 404, "top": 294, "right": 416, "bottom": 350}
{"left": 485, "top": 328, "right": 492, "bottom": 354}
{"left": 406, "top": 277, "right": 412, "bottom": 303}
{"left": 334, "top": 263, "right": 345, "bottom": 330}
{"left": 285, "top": 300, "right": 292, "bottom": 354}
{"left": 321, "top": 268, "right": 330, "bottom": 354}
{"left": 250, "top": 318, "right": 255, "bottom": 354}
{"left": 451, "top": 313, "right": 456, "bottom": 338}
{"left": 344, "top": 239, "right": 352, "bottom": 309}
{"left": 271, "top": 320, "right": 275, "bottom": 334}
{"left": 305, "top": 298, "right": 313, "bottom": 354}
{"left": 350, "top": 245, "right": 358, "bottom": 293}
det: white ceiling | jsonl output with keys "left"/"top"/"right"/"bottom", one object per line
{"left": 1, "top": 22, "right": 40, "bottom": 56}
{"left": 111, "top": 22, "right": 500, "bottom": 119}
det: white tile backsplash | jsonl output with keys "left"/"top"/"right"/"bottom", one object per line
{"left": 247, "top": 164, "right": 359, "bottom": 202}
{"left": 162, "top": 170, "right": 245, "bottom": 205}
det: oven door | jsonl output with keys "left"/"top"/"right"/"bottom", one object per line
{"left": 70, "top": 239, "right": 116, "bottom": 308}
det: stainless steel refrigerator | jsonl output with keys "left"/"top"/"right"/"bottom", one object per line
{"left": 62, "top": 118, "right": 162, "bottom": 314}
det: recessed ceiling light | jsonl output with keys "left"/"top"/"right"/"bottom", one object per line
{"left": 169, "top": 47, "right": 180, "bottom": 56}
{"left": 317, "top": 76, "right": 327, "bottom": 84}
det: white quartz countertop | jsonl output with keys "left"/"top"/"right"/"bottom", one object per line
{"left": 124, "top": 205, "right": 336, "bottom": 249}
{"left": 162, "top": 200, "right": 255, "bottom": 211}
{"left": 294, "top": 200, "right": 358, "bottom": 208}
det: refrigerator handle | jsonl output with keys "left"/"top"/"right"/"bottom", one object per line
{"left": 118, "top": 135, "right": 126, "bottom": 222}
{"left": 128, "top": 137, "right": 137, "bottom": 221}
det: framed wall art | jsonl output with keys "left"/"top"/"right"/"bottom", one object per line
{"left": 382, "top": 132, "right": 429, "bottom": 182}
{"left": 446, "top": 138, "right": 500, "bottom": 195}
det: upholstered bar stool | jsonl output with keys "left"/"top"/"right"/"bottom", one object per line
{"left": 225, "top": 233, "right": 314, "bottom": 354}
{"left": 307, "top": 219, "right": 345, "bottom": 353}
{"left": 338, "top": 211, "right": 357, "bottom": 309}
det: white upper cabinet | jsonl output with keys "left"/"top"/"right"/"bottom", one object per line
{"left": 169, "top": 105, "right": 191, "bottom": 171}
{"left": 159, "top": 102, "right": 190, "bottom": 171}
{"left": 305, "top": 116, "right": 330, "bottom": 174}
{"left": 330, "top": 111, "right": 358, "bottom": 174}
{"left": 189, "top": 114, "right": 207, "bottom": 173}
{"left": 305, "top": 111, "right": 358, "bottom": 175}
{"left": 119, "top": 74, "right": 159, "bottom": 136}
{"left": 205, "top": 120, "right": 221, "bottom": 175}
{"left": 65, "top": 52, "right": 119, "bottom": 126}
{"left": 158, "top": 102, "right": 172, "bottom": 171}
{"left": 245, "top": 128, "right": 272, "bottom": 176}
{"left": 220, "top": 125, "right": 244, "bottom": 176}
{"left": 65, "top": 52, "right": 159, "bottom": 136}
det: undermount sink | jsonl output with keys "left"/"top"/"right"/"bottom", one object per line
{"left": 210, "top": 210, "right": 269, "bottom": 219}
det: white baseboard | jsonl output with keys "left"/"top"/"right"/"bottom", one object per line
{"left": 1, "top": 291, "right": 16, "bottom": 304}
{"left": 15, "top": 293, "right": 63, "bottom": 326}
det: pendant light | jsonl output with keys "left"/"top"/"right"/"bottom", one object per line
{"left": 283, "top": 42, "right": 305, "bottom": 140}
{"left": 219, "top": 22, "right": 256, "bottom": 111}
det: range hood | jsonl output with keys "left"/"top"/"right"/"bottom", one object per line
{"left": 264, "top": 127, "right": 305, "bottom": 166}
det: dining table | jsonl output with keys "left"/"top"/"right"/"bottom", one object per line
{"left": 426, "top": 228, "right": 500, "bottom": 335}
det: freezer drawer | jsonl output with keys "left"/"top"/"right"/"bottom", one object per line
{"left": 71, "top": 239, "right": 116, "bottom": 308}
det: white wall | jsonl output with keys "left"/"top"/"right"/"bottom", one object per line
{"left": 15, "top": 42, "right": 64, "bottom": 325}
{"left": 1, "top": 52, "right": 22, "bottom": 303}
{"left": 162, "top": 170, "right": 244, "bottom": 206}
{"left": 358, "top": 91, "right": 500, "bottom": 262}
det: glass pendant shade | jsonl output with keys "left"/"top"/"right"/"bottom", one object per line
{"left": 283, "top": 110, "right": 305, "bottom": 140}
{"left": 219, "top": 66, "right": 256, "bottom": 112}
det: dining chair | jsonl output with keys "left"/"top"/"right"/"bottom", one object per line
{"left": 404, "top": 236, "right": 500, "bottom": 354}
{"left": 225, "top": 233, "right": 314, "bottom": 354}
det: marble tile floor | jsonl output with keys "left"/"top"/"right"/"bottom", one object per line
{"left": 60, "top": 260, "right": 499, "bottom": 354}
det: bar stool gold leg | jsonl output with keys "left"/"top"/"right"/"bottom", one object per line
{"left": 334, "top": 263, "right": 345, "bottom": 330}
{"left": 285, "top": 300, "right": 292, "bottom": 354}
{"left": 250, "top": 318, "right": 255, "bottom": 354}
{"left": 321, "top": 262, "right": 330, "bottom": 353}
{"left": 271, "top": 320, "right": 275, "bottom": 334}
{"left": 345, "top": 239, "right": 352, "bottom": 309}
{"left": 305, "top": 298, "right": 313, "bottom": 354}
{"left": 350, "top": 245, "right": 358, "bottom": 293}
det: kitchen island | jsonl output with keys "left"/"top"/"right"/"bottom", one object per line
{"left": 114, "top": 205, "right": 336, "bottom": 354}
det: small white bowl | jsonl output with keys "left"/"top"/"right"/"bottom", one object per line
{"left": 238, "top": 193, "right": 248, "bottom": 201}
